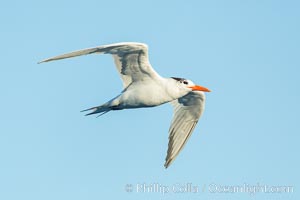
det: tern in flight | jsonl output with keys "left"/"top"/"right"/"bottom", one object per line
{"left": 39, "top": 42, "right": 211, "bottom": 168}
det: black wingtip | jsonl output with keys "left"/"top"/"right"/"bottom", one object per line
{"left": 164, "top": 162, "right": 170, "bottom": 169}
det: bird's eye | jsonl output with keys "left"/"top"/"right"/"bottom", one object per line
{"left": 183, "top": 81, "right": 188, "bottom": 85}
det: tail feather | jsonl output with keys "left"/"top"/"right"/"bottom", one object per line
{"left": 81, "top": 105, "right": 111, "bottom": 117}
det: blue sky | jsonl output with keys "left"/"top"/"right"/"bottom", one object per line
{"left": 0, "top": 0, "right": 299, "bottom": 199}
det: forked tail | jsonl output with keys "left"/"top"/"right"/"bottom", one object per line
{"left": 81, "top": 105, "right": 111, "bottom": 117}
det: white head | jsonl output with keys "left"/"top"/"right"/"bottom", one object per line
{"left": 171, "top": 77, "right": 211, "bottom": 93}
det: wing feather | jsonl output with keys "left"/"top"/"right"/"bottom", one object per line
{"left": 39, "top": 42, "right": 161, "bottom": 88}
{"left": 165, "top": 91, "right": 206, "bottom": 168}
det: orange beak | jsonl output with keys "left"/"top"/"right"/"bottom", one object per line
{"left": 189, "top": 85, "right": 211, "bottom": 92}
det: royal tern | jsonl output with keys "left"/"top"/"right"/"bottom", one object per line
{"left": 39, "top": 42, "right": 210, "bottom": 168}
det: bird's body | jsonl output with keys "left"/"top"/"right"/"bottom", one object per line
{"left": 101, "top": 78, "right": 190, "bottom": 109}
{"left": 114, "top": 78, "right": 177, "bottom": 108}
{"left": 39, "top": 42, "right": 210, "bottom": 168}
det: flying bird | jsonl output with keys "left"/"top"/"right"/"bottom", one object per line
{"left": 39, "top": 42, "right": 210, "bottom": 168}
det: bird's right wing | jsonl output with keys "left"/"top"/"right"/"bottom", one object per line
{"left": 165, "top": 91, "right": 206, "bottom": 168}
{"left": 39, "top": 42, "right": 162, "bottom": 88}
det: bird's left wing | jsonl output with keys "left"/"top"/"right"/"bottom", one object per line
{"left": 38, "top": 42, "right": 161, "bottom": 88}
{"left": 165, "top": 91, "right": 206, "bottom": 168}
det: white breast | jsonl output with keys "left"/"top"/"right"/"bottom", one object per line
{"left": 116, "top": 78, "right": 188, "bottom": 108}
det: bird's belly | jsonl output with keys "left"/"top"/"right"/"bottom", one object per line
{"left": 119, "top": 85, "right": 172, "bottom": 108}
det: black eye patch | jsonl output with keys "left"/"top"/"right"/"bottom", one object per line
{"left": 171, "top": 77, "right": 188, "bottom": 85}
{"left": 171, "top": 77, "right": 184, "bottom": 82}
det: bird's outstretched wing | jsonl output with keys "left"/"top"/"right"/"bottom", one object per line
{"left": 39, "top": 42, "right": 161, "bottom": 88}
{"left": 165, "top": 91, "right": 206, "bottom": 168}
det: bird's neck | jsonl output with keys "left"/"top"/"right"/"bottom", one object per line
{"left": 163, "top": 78, "right": 189, "bottom": 101}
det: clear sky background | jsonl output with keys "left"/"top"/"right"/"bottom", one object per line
{"left": 0, "top": 0, "right": 299, "bottom": 199}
